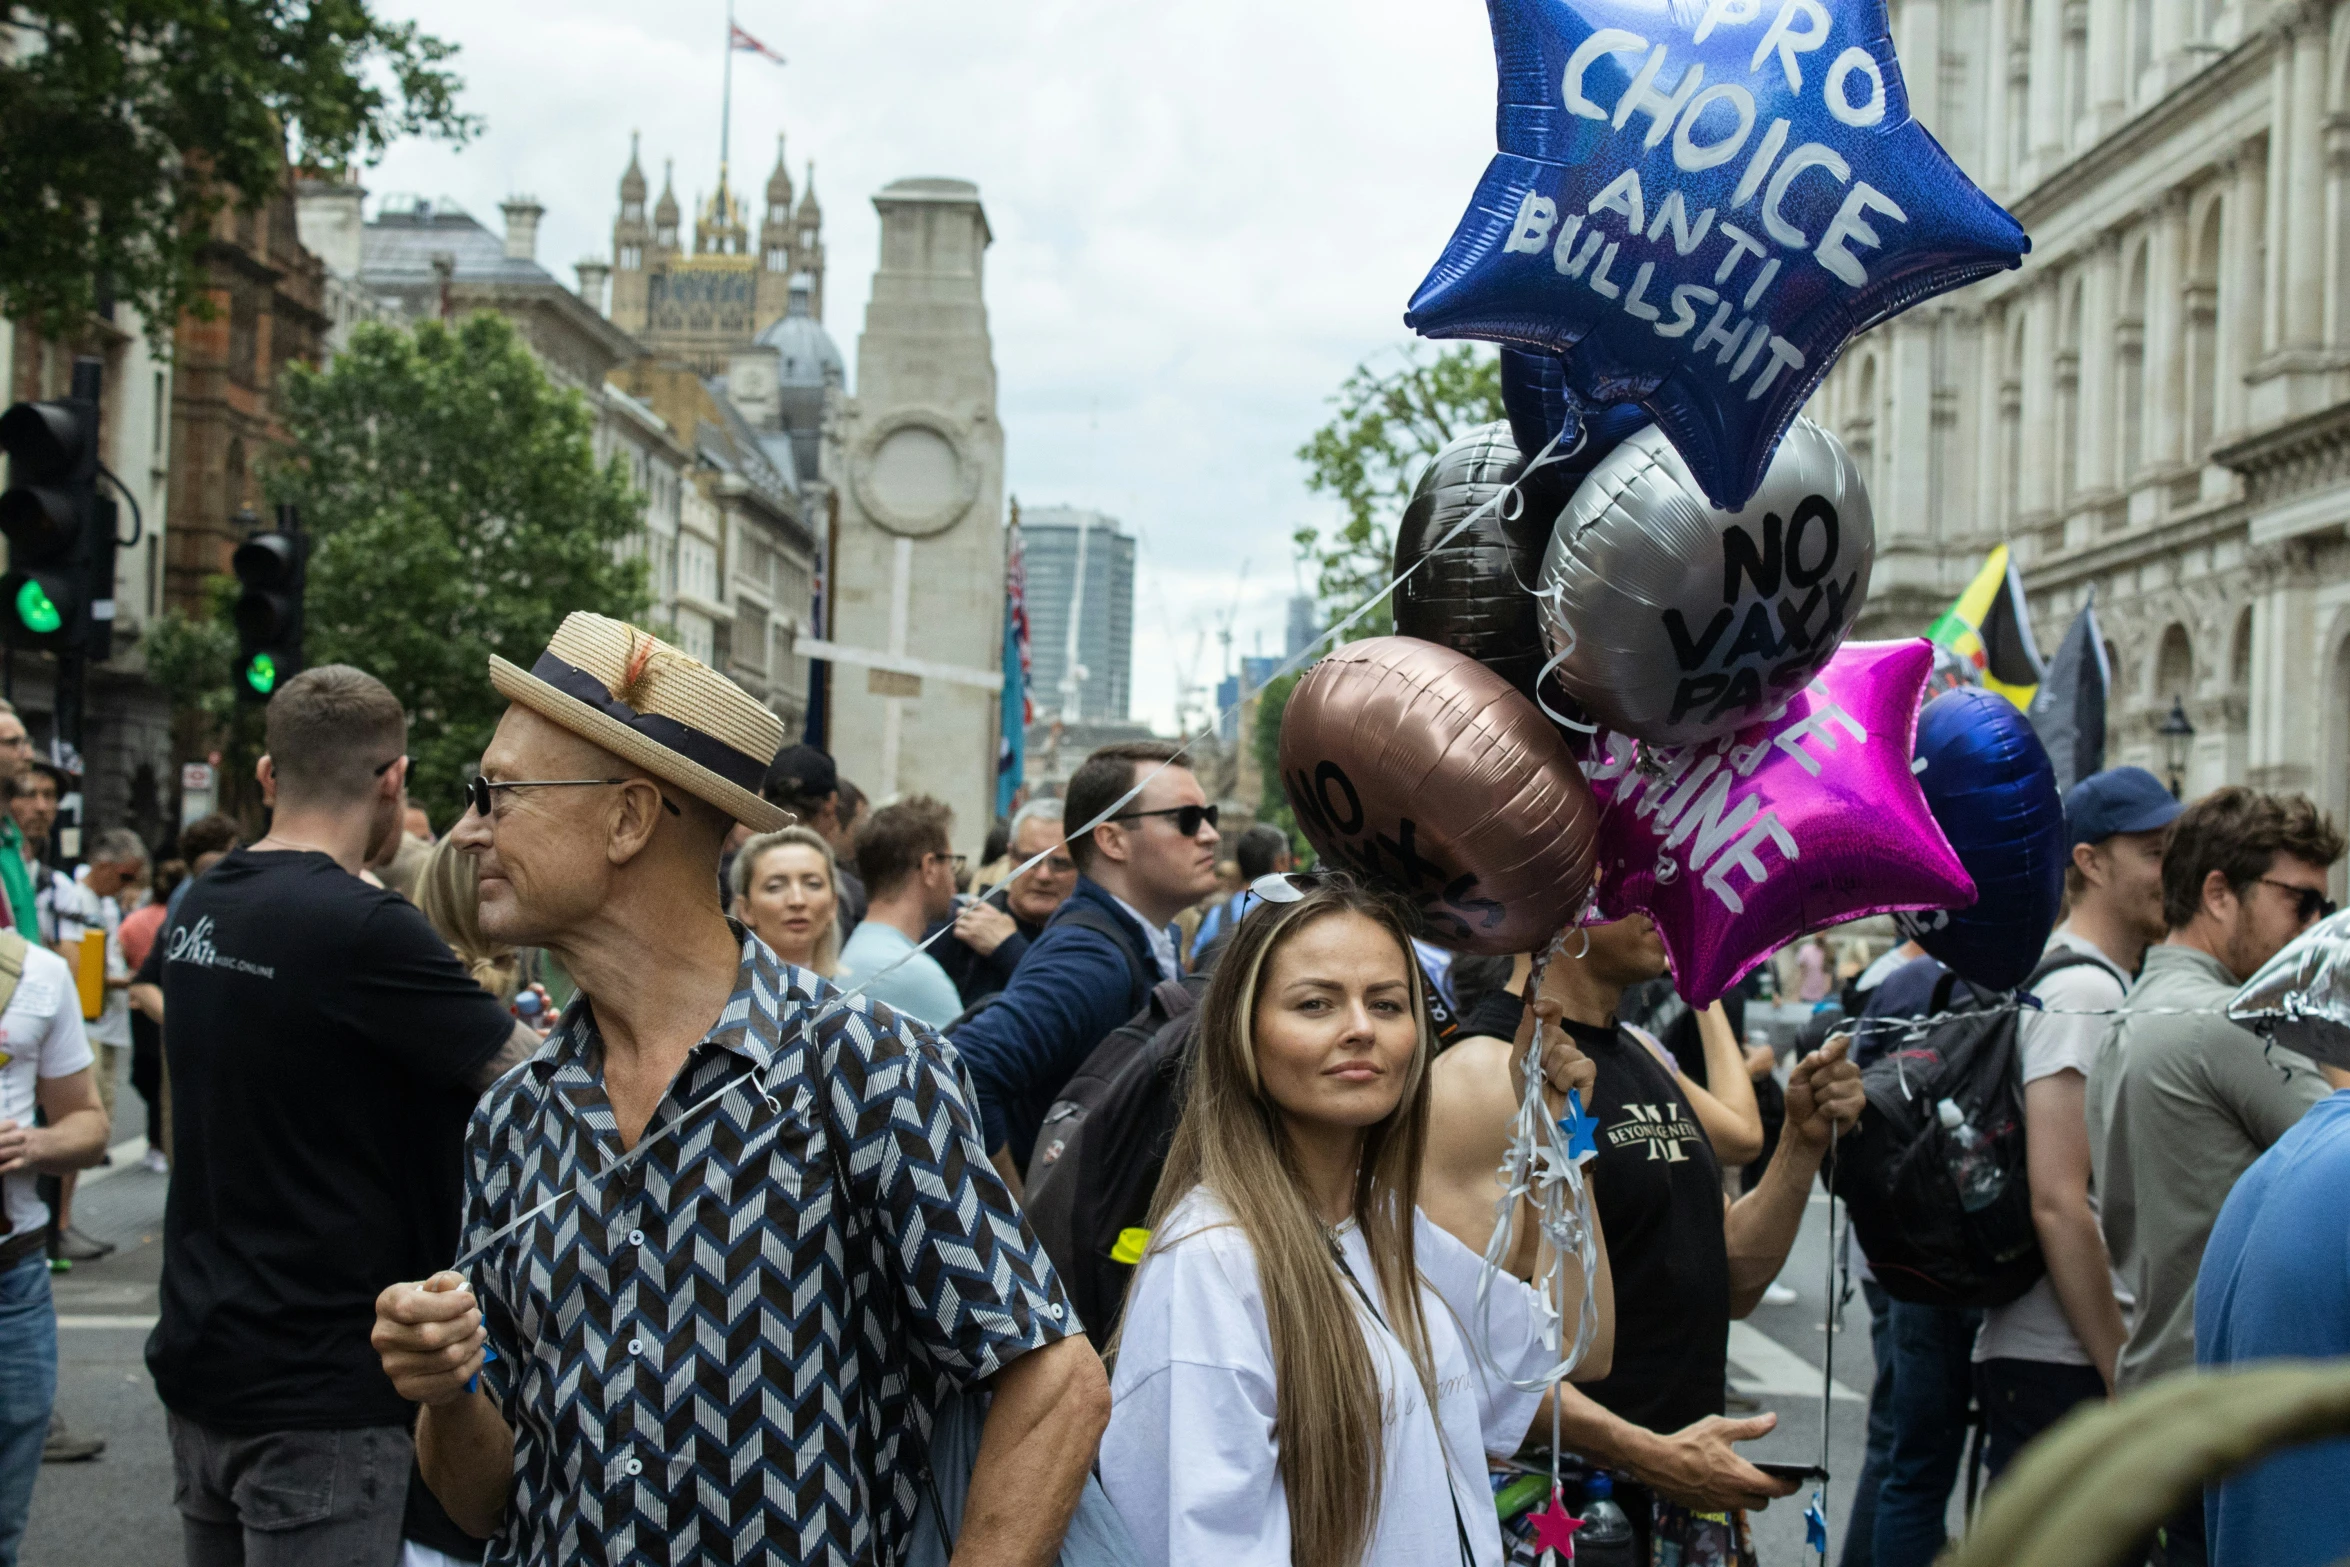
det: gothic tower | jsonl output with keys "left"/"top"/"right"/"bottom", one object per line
{"left": 755, "top": 136, "right": 797, "bottom": 329}
{"left": 610, "top": 132, "right": 652, "bottom": 333}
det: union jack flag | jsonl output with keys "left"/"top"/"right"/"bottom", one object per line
{"left": 730, "top": 23, "right": 786, "bottom": 66}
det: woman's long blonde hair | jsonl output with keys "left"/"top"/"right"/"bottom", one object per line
{"left": 729, "top": 825, "right": 842, "bottom": 976}
{"left": 1140, "top": 876, "right": 1440, "bottom": 1567}
{"left": 414, "top": 835, "right": 519, "bottom": 1001}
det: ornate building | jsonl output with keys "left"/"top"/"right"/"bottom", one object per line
{"left": 608, "top": 134, "right": 827, "bottom": 374}
{"left": 1815, "top": 0, "right": 2350, "bottom": 887}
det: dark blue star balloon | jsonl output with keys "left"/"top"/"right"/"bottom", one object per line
{"left": 1408, "top": 0, "right": 2027, "bottom": 510}
{"left": 1559, "top": 1087, "right": 1601, "bottom": 1163}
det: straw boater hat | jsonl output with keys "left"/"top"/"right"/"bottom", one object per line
{"left": 489, "top": 612, "right": 792, "bottom": 833}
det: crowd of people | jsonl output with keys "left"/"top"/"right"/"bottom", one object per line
{"left": 0, "top": 608, "right": 2340, "bottom": 1567}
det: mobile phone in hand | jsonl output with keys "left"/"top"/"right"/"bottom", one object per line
{"left": 1754, "top": 1461, "right": 1829, "bottom": 1484}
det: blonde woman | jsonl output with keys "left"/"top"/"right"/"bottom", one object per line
{"left": 415, "top": 834, "right": 522, "bottom": 1003}
{"left": 1101, "top": 877, "right": 1613, "bottom": 1567}
{"left": 728, "top": 825, "right": 842, "bottom": 976}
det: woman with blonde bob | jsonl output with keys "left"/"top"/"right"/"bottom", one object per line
{"left": 727, "top": 825, "right": 842, "bottom": 976}
{"left": 1102, "top": 876, "right": 1612, "bottom": 1567}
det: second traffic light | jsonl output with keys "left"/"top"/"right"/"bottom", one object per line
{"left": 0, "top": 360, "right": 102, "bottom": 653}
{"left": 232, "top": 508, "right": 307, "bottom": 701}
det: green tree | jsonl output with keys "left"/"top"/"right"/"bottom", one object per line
{"left": 0, "top": 1, "right": 477, "bottom": 340}
{"left": 1248, "top": 669, "right": 1305, "bottom": 861}
{"left": 159, "top": 313, "right": 649, "bottom": 822}
{"left": 1292, "top": 344, "right": 1502, "bottom": 639}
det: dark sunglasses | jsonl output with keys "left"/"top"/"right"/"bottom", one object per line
{"left": 1111, "top": 802, "right": 1219, "bottom": 837}
{"left": 2257, "top": 876, "right": 2338, "bottom": 925}
{"left": 466, "top": 774, "right": 682, "bottom": 818}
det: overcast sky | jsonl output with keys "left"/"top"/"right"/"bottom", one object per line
{"left": 365, "top": 0, "right": 1502, "bottom": 734}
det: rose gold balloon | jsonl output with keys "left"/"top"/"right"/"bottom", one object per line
{"left": 1277, "top": 636, "right": 1599, "bottom": 953}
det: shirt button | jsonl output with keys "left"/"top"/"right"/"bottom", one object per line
{"left": 1049, "top": 1303, "right": 1065, "bottom": 1320}
{"left": 624, "top": 1457, "right": 643, "bottom": 1477}
{"left": 627, "top": 1338, "right": 645, "bottom": 1356}
{"left": 628, "top": 1229, "right": 645, "bottom": 1246}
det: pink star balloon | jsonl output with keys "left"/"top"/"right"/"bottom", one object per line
{"left": 1530, "top": 1489, "right": 1584, "bottom": 1560}
{"left": 1583, "top": 639, "right": 1974, "bottom": 1006}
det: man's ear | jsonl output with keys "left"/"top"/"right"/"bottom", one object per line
{"left": 1091, "top": 820, "right": 1126, "bottom": 867}
{"left": 2203, "top": 866, "right": 2238, "bottom": 923}
{"left": 605, "top": 778, "right": 667, "bottom": 867}
{"left": 2072, "top": 840, "right": 2101, "bottom": 886}
{"left": 256, "top": 755, "right": 277, "bottom": 809}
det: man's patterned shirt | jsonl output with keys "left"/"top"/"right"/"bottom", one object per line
{"left": 462, "top": 931, "right": 1074, "bottom": 1565}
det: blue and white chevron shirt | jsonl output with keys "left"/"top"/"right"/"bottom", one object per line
{"left": 462, "top": 930, "right": 1075, "bottom": 1565}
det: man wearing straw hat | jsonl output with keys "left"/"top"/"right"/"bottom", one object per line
{"left": 371, "top": 613, "right": 1109, "bottom": 1566}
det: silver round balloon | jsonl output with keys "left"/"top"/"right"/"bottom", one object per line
{"left": 2230, "top": 908, "right": 2350, "bottom": 1071}
{"left": 1534, "top": 417, "right": 1875, "bottom": 748}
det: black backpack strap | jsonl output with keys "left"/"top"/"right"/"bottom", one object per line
{"left": 1047, "top": 902, "right": 1155, "bottom": 1014}
{"left": 2018, "top": 948, "right": 2120, "bottom": 1007}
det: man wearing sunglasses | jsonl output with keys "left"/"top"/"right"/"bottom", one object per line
{"left": 950, "top": 740, "right": 1222, "bottom": 1186}
{"left": 2087, "top": 786, "right": 2348, "bottom": 1564}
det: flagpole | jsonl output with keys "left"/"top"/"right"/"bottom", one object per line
{"left": 720, "top": 0, "right": 735, "bottom": 193}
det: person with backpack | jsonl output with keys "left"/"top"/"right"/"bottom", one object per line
{"left": 1970, "top": 767, "right": 2176, "bottom": 1477}
{"left": 1101, "top": 875, "right": 1609, "bottom": 1567}
{"left": 951, "top": 740, "right": 1222, "bottom": 1182}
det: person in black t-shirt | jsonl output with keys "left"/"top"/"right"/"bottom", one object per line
{"left": 1422, "top": 913, "right": 1863, "bottom": 1559}
{"left": 145, "top": 666, "right": 534, "bottom": 1567}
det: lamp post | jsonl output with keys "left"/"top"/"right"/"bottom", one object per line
{"left": 2159, "top": 696, "right": 2196, "bottom": 799}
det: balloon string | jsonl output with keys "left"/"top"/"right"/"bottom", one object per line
{"left": 452, "top": 421, "right": 1587, "bottom": 1285}
{"left": 1474, "top": 925, "right": 1603, "bottom": 1396}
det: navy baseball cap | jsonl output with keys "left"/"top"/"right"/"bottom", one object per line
{"left": 2065, "top": 766, "right": 2183, "bottom": 847}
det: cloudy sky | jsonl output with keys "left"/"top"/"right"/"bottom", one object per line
{"left": 365, "top": 0, "right": 1502, "bottom": 733}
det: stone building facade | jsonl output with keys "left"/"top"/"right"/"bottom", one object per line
{"left": 1812, "top": 0, "right": 2350, "bottom": 886}
{"left": 607, "top": 135, "right": 827, "bottom": 375}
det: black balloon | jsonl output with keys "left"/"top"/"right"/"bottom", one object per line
{"left": 1392, "top": 419, "right": 1560, "bottom": 696}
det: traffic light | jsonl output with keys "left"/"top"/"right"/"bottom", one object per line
{"left": 232, "top": 507, "right": 306, "bottom": 701}
{"left": 0, "top": 378, "right": 99, "bottom": 652}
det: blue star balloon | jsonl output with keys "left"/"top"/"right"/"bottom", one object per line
{"left": 1498, "top": 347, "right": 1652, "bottom": 494}
{"left": 1408, "top": 0, "right": 2027, "bottom": 510}
{"left": 1894, "top": 686, "right": 2066, "bottom": 991}
{"left": 1805, "top": 1491, "right": 1829, "bottom": 1555}
{"left": 1559, "top": 1087, "right": 1601, "bottom": 1163}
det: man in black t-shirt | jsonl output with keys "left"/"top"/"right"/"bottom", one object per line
{"left": 146, "top": 666, "right": 533, "bottom": 1566}
{"left": 1423, "top": 913, "right": 1862, "bottom": 1558}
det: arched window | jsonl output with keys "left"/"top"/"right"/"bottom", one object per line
{"left": 2157, "top": 622, "right": 2194, "bottom": 702}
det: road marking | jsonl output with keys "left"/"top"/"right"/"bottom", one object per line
{"left": 1727, "top": 1321, "right": 1864, "bottom": 1402}
{"left": 75, "top": 1136, "right": 152, "bottom": 1191}
{"left": 56, "top": 1315, "right": 157, "bottom": 1329}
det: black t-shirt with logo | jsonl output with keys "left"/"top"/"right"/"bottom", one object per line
{"left": 1567, "top": 1014, "right": 1732, "bottom": 1435}
{"left": 146, "top": 848, "right": 513, "bottom": 1433}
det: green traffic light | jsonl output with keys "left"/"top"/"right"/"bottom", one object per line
{"left": 13, "top": 580, "right": 59, "bottom": 635}
{"left": 245, "top": 653, "right": 278, "bottom": 695}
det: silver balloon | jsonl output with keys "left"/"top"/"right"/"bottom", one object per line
{"left": 2229, "top": 908, "right": 2350, "bottom": 1070}
{"left": 1534, "top": 417, "right": 1875, "bottom": 748}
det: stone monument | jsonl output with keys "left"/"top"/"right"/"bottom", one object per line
{"left": 811, "top": 178, "right": 1005, "bottom": 851}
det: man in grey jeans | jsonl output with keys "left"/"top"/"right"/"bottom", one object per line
{"left": 144, "top": 667, "right": 535, "bottom": 1564}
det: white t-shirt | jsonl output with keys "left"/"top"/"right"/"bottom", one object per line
{"left": 57, "top": 870, "right": 129, "bottom": 1048}
{"left": 1975, "top": 927, "right": 2135, "bottom": 1366}
{"left": 1102, "top": 1187, "right": 1553, "bottom": 1567}
{"left": 0, "top": 941, "right": 91, "bottom": 1240}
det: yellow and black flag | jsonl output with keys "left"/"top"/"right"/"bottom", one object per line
{"left": 1926, "top": 545, "right": 2045, "bottom": 708}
